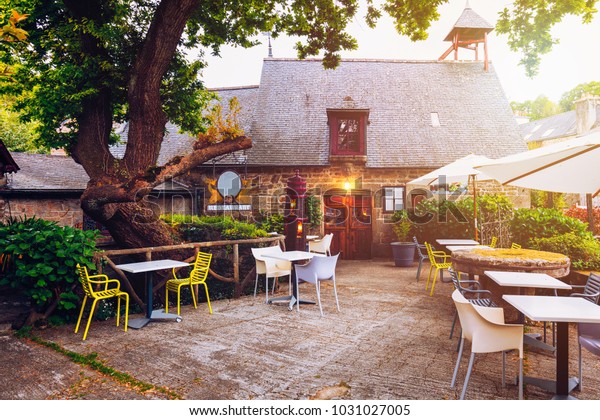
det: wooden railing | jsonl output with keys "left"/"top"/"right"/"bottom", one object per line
{"left": 95, "top": 235, "right": 285, "bottom": 310}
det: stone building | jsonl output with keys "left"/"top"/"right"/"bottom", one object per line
{"left": 0, "top": 5, "right": 528, "bottom": 258}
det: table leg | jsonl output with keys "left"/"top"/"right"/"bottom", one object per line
{"left": 128, "top": 271, "right": 182, "bottom": 329}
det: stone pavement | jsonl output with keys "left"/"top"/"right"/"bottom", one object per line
{"left": 1, "top": 259, "right": 600, "bottom": 400}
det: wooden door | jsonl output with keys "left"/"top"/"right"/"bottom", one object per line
{"left": 323, "top": 191, "right": 372, "bottom": 260}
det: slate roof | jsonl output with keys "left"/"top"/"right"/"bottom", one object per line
{"left": 444, "top": 5, "right": 495, "bottom": 42}
{"left": 3, "top": 152, "right": 88, "bottom": 191}
{"left": 111, "top": 122, "right": 196, "bottom": 166}
{"left": 212, "top": 58, "right": 525, "bottom": 168}
{"left": 520, "top": 108, "right": 600, "bottom": 144}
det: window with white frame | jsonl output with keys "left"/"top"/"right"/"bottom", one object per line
{"left": 383, "top": 187, "right": 405, "bottom": 212}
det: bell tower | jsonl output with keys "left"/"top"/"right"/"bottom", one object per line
{"left": 438, "top": 2, "right": 495, "bottom": 71}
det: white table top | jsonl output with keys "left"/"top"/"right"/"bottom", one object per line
{"left": 264, "top": 250, "right": 316, "bottom": 262}
{"left": 486, "top": 271, "right": 572, "bottom": 290}
{"left": 503, "top": 295, "right": 600, "bottom": 323}
{"left": 306, "top": 235, "right": 320, "bottom": 241}
{"left": 436, "top": 239, "right": 480, "bottom": 246}
{"left": 446, "top": 245, "right": 493, "bottom": 252}
{"left": 115, "top": 259, "right": 189, "bottom": 274}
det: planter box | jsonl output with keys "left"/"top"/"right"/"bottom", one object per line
{"left": 391, "top": 242, "right": 416, "bottom": 267}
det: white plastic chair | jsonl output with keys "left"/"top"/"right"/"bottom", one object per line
{"left": 308, "top": 233, "right": 333, "bottom": 256}
{"left": 251, "top": 246, "right": 292, "bottom": 303}
{"left": 295, "top": 253, "right": 340, "bottom": 315}
{"left": 451, "top": 290, "right": 524, "bottom": 400}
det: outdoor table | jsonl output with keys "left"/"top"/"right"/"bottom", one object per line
{"left": 446, "top": 245, "right": 492, "bottom": 252}
{"left": 306, "top": 235, "right": 319, "bottom": 241}
{"left": 503, "top": 295, "right": 600, "bottom": 399}
{"left": 115, "top": 259, "right": 189, "bottom": 329}
{"left": 487, "top": 271, "right": 572, "bottom": 351}
{"left": 436, "top": 239, "right": 479, "bottom": 246}
{"left": 263, "top": 250, "right": 316, "bottom": 310}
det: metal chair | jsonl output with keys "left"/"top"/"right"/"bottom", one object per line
{"left": 510, "top": 242, "right": 522, "bottom": 249}
{"left": 251, "top": 245, "right": 292, "bottom": 303}
{"left": 578, "top": 322, "right": 600, "bottom": 391}
{"left": 571, "top": 272, "right": 600, "bottom": 304}
{"left": 308, "top": 233, "right": 333, "bottom": 256}
{"left": 413, "top": 236, "right": 429, "bottom": 281}
{"left": 75, "top": 264, "right": 129, "bottom": 341}
{"left": 448, "top": 267, "right": 497, "bottom": 340}
{"left": 424, "top": 242, "right": 452, "bottom": 296}
{"left": 295, "top": 253, "right": 340, "bottom": 316}
{"left": 165, "top": 251, "right": 213, "bottom": 315}
{"left": 451, "top": 290, "right": 524, "bottom": 400}
{"left": 489, "top": 236, "right": 498, "bottom": 248}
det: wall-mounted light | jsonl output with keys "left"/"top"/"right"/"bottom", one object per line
{"left": 344, "top": 180, "right": 352, "bottom": 191}
{"left": 297, "top": 220, "right": 303, "bottom": 237}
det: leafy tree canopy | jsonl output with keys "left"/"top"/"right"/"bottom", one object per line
{"left": 559, "top": 80, "right": 600, "bottom": 111}
{"left": 510, "top": 95, "right": 560, "bottom": 121}
{"left": 496, "top": 0, "right": 599, "bottom": 78}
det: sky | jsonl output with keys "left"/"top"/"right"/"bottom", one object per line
{"left": 199, "top": 0, "right": 600, "bottom": 104}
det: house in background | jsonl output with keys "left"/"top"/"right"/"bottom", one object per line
{"left": 0, "top": 4, "right": 528, "bottom": 258}
{"left": 519, "top": 95, "right": 600, "bottom": 207}
{"left": 520, "top": 95, "right": 600, "bottom": 149}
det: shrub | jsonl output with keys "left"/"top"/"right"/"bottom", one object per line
{"left": 412, "top": 196, "right": 474, "bottom": 245}
{"left": 510, "top": 208, "right": 591, "bottom": 247}
{"left": 0, "top": 217, "right": 99, "bottom": 325}
{"left": 161, "top": 214, "right": 269, "bottom": 242}
{"left": 564, "top": 205, "right": 600, "bottom": 234}
{"left": 391, "top": 210, "right": 413, "bottom": 242}
{"left": 258, "top": 212, "right": 284, "bottom": 234}
{"left": 530, "top": 233, "right": 600, "bottom": 271}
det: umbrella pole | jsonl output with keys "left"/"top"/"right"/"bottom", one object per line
{"left": 587, "top": 193, "right": 595, "bottom": 235}
{"left": 471, "top": 174, "right": 479, "bottom": 242}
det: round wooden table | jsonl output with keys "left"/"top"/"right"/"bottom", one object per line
{"left": 451, "top": 248, "right": 571, "bottom": 322}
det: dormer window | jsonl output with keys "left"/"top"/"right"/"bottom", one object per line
{"left": 327, "top": 109, "right": 368, "bottom": 156}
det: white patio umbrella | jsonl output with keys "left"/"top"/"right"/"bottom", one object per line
{"left": 474, "top": 130, "right": 600, "bottom": 196}
{"left": 407, "top": 154, "right": 496, "bottom": 241}
{"left": 475, "top": 129, "right": 600, "bottom": 231}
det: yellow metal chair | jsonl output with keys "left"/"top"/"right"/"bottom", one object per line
{"left": 75, "top": 264, "right": 129, "bottom": 341}
{"left": 165, "top": 251, "right": 212, "bottom": 316}
{"left": 425, "top": 242, "right": 452, "bottom": 296}
{"left": 511, "top": 242, "right": 522, "bottom": 249}
{"left": 489, "top": 236, "right": 498, "bottom": 248}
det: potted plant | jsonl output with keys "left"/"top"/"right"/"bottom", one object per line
{"left": 390, "top": 210, "right": 416, "bottom": 267}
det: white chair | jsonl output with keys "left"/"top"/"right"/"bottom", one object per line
{"left": 251, "top": 245, "right": 291, "bottom": 303}
{"left": 308, "top": 233, "right": 333, "bottom": 256}
{"left": 451, "top": 289, "right": 524, "bottom": 400}
{"left": 295, "top": 253, "right": 340, "bottom": 316}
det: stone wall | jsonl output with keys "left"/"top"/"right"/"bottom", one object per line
{"left": 0, "top": 197, "right": 84, "bottom": 227}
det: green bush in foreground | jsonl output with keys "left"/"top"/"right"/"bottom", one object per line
{"left": 0, "top": 217, "right": 99, "bottom": 325}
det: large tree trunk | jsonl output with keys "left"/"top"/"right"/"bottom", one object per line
{"left": 65, "top": 0, "right": 252, "bottom": 250}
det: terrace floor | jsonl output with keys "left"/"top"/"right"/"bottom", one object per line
{"left": 1, "top": 259, "right": 600, "bottom": 400}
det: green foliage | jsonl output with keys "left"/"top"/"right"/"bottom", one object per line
{"left": 259, "top": 212, "right": 284, "bottom": 234}
{"left": 530, "top": 233, "right": 600, "bottom": 271}
{"left": 0, "top": 216, "right": 99, "bottom": 323}
{"left": 0, "top": 94, "right": 41, "bottom": 152}
{"left": 305, "top": 194, "right": 322, "bottom": 226}
{"left": 559, "top": 81, "right": 600, "bottom": 112}
{"left": 530, "top": 190, "right": 566, "bottom": 210}
{"left": 412, "top": 196, "right": 474, "bottom": 244}
{"left": 391, "top": 209, "right": 413, "bottom": 242}
{"left": 510, "top": 95, "right": 560, "bottom": 121}
{"left": 510, "top": 208, "right": 592, "bottom": 247}
{"left": 497, "top": 0, "right": 598, "bottom": 77}
{"left": 161, "top": 214, "right": 269, "bottom": 242}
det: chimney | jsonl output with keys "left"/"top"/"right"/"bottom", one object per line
{"left": 575, "top": 95, "right": 600, "bottom": 134}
